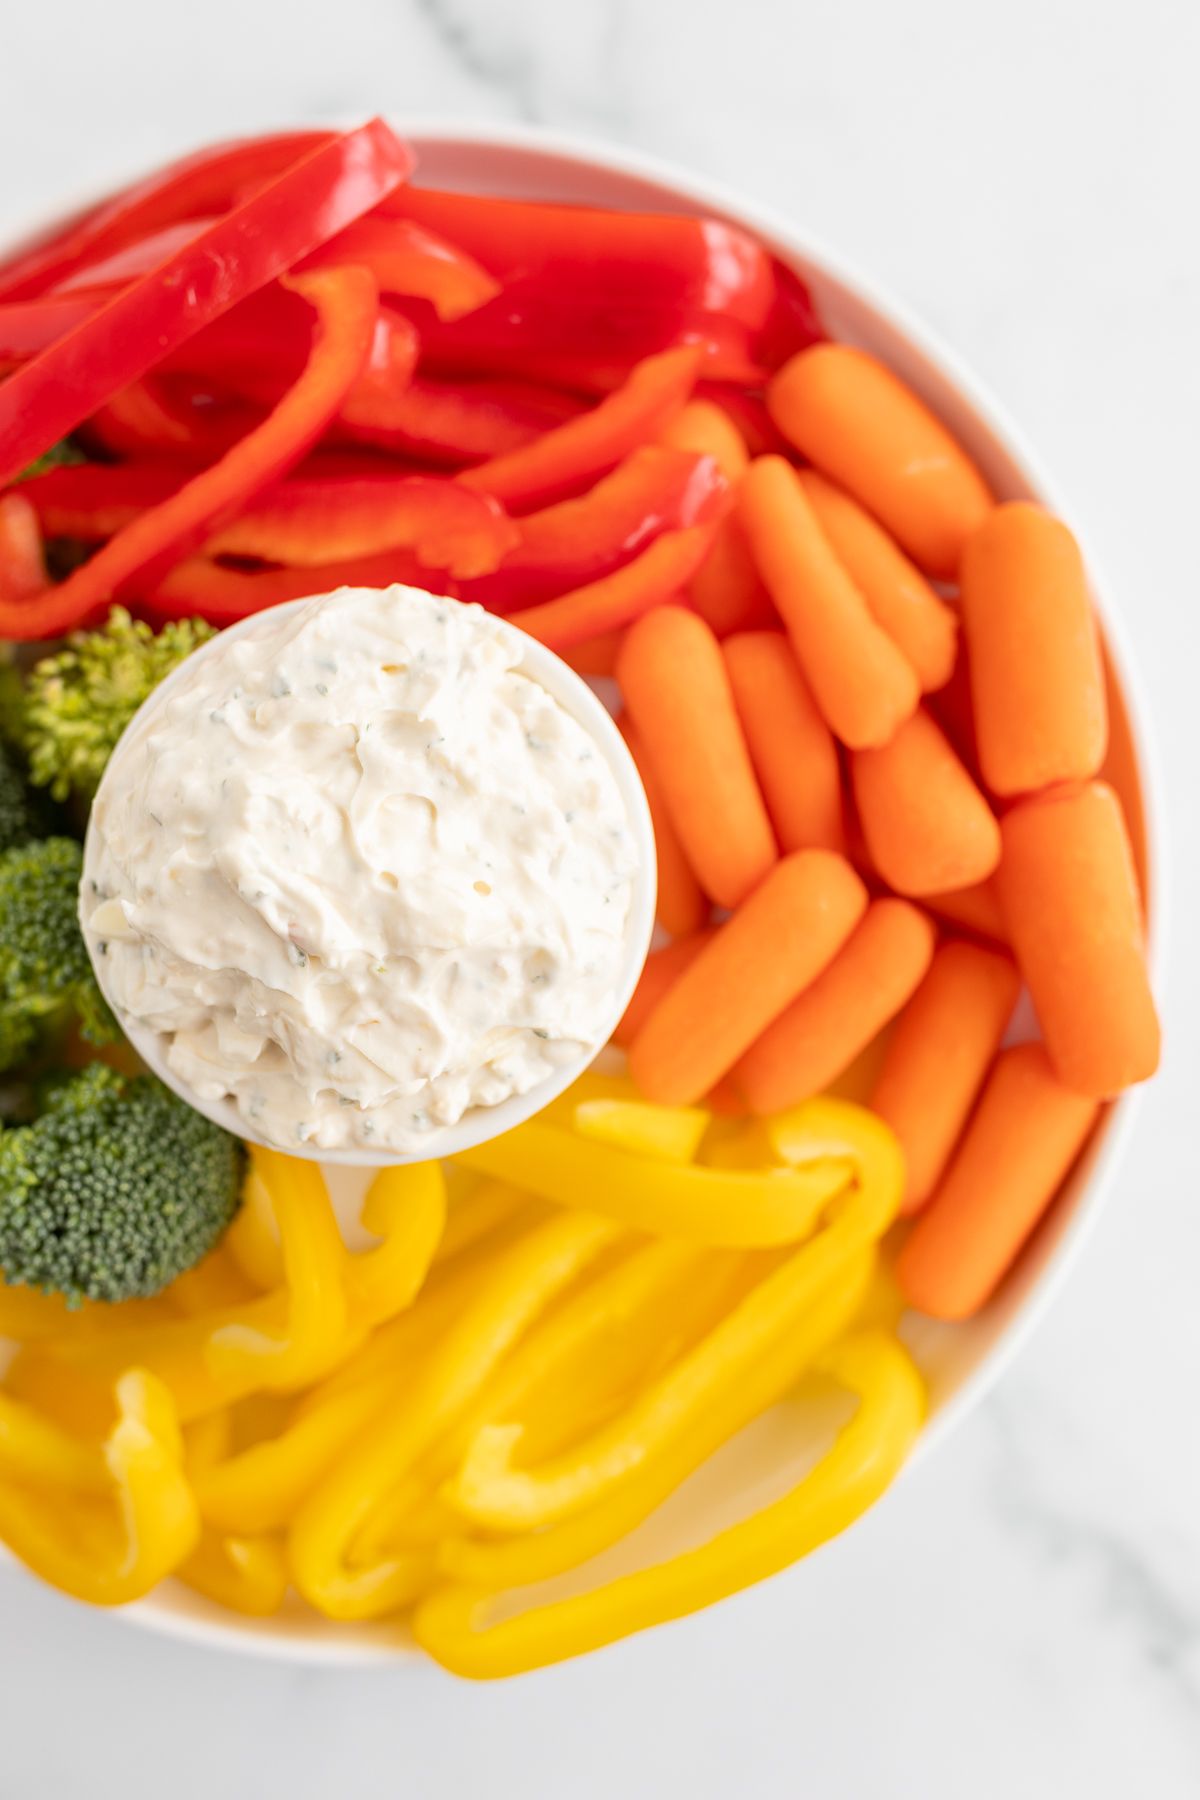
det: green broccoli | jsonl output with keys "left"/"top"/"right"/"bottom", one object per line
{"left": 0, "top": 836, "right": 117, "bottom": 1072}
{"left": 0, "top": 742, "right": 40, "bottom": 854}
{"left": 0, "top": 1063, "right": 245, "bottom": 1304}
{"left": 21, "top": 606, "right": 215, "bottom": 803}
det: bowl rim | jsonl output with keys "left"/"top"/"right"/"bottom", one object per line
{"left": 81, "top": 588, "right": 657, "bottom": 1166}
{"left": 0, "top": 115, "right": 1168, "bottom": 1667}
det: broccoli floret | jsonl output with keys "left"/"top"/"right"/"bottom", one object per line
{"left": 0, "top": 1063, "right": 245, "bottom": 1304}
{"left": 0, "top": 742, "right": 40, "bottom": 854}
{"left": 0, "top": 837, "right": 117, "bottom": 1072}
{"left": 21, "top": 606, "right": 215, "bottom": 803}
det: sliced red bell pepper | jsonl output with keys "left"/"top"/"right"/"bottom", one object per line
{"left": 338, "top": 374, "right": 585, "bottom": 465}
{"left": 0, "top": 266, "right": 379, "bottom": 640}
{"left": 205, "top": 476, "right": 518, "bottom": 579}
{"left": 0, "top": 494, "right": 47, "bottom": 602}
{"left": 0, "top": 293, "right": 104, "bottom": 363}
{"left": 379, "top": 187, "right": 775, "bottom": 328}
{"left": 303, "top": 218, "right": 499, "bottom": 320}
{"left": 136, "top": 549, "right": 457, "bottom": 628}
{"left": 0, "top": 120, "right": 410, "bottom": 485}
{"left": 0, "top": 130, "right": 337, "bottom": 302}
{"left": 512, "top": 523, "right": 718, "bottom": 651}
{"left": 458, "top": 346, "right": 702, "bottom": 512}
{"left": 460, "top": 446, "right": 728, "bottom": 611}
{"left": 753, "top": 260, "right": 826, "bottom": 369}
{"left": 695, "top": 385, "right": 790, "bottom": 458}
{"left": 52, "top": 218, "right": 222, "bottom": 292}
{"left": 18, "top": 463, "right": 185, "bottom": 538}
{"left": 83, "top": 377, "right": 261, "bottom": 464}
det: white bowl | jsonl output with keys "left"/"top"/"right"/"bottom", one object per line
{"left": 0, "top": 121, "right": 1164, "bottom": 1665}
{"left": 81, "top": 593, "right": 657, "bottom": 1167}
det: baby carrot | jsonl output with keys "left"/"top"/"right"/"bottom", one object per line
{"left": 796, "top": 470, "right": 958, "bottom": 692}
{"left": 897, "top": 1044, "right": 1099, "bottom": 1319}
{"left": 767, "top": 344, "right": 993, "bottom": 579}
{"left": 617, "top": 605, "right": 777, "bottom": 908}
{"left": 613, "top": 929, "right": 717, "bottom": 1050}
{"left": 735, "top": 898, "right": 936, "bottom": 1116}
{"left": 687, "top": 515, "right": 776, "bottom": 637}
{"left": 560, "top": 628, "right": 622, "bottom": 677}
{"left": 628, "top": 851, "right": 868, "bottom": 1105}
{"left": 618, "top": 714, "right": 709, "bottom": 938}
{"left": 960, "top": 502, "right": 1107, "bottom": 796}
{"left": 738, "top": 456, "right": 919, "bottom": 749}
{"left": 870, "top": 941, "right": 1021, "bottom": 1212}
{"left": 722, "top": 631, "right": 845, "bottom": 855}
{"left": 656, "top": 398, "right": 750, "bottom": 482}
{"left": 998, "top": 782, "right": 1160, "bottom": 1095}
{"left": 851, "top": 707, "right": 1001, "bottom": 897}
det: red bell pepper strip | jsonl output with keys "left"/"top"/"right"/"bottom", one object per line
{"left": 52, "top": 218, "right": 223, "bottom": 293}
{"left": 0, "top": 494, "right": 47, "bottom": 602}
{"left": 512, "top": 523, "right": 718, "bottom": 651}
{"left": 205, "top": 477, "right": 518, "bottom": 579}
{"left": 380, "top": 187, "right": 775, "bottom": 328}
{"left": 18, "top": 463, "right": 185, "bottom": 538}
{"left": 0, "top": 120, "right": 410, "bottom": 485}
{"left": 337, "top": 374, "right": 585, "bottom": 465}
{"left": 136, "top": 550, "right": 457, "bottom": 628}
{"left": 303, "top": 218, "right": 499, "bottom": 321}
{"left": 753, "top": 260, "right": 826, "bottom": 369}
{"left": 83, "top": 377, "right": 261, "bottom": 464}
{"left": 459, "top": 346, "right": 702, "bottom": 512}
{"left": 460, "top": 446, "right": 728, "bottom": 611}
{"left": 695, "top": 385, "right": 790, "bottom": 459}
{"left": 0, "top": 266, "right": 379, "bottom": 640}
{"left": 0, "top": 130, "right": 337, "bottom": 302}
{"left": 0, "top": 294, "right": 104, "bottom": 364}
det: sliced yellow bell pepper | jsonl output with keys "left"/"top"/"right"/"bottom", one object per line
{"left": 414, "top": 1331, "right": 923, "bottom": 1678}
{"left": 0, "top": 1389, "right": 110, "bottom": 1493}
{"left": 178, "top": 1527, "right": 289, "bottom": 1617}
{"left": 432, "top": 1181, "right": 532, "bottom": 1268}
{"left": 224, "top": 1164, "right": 285, "bottom": 1291}
{"left": 288, "top": 1211, "right": 624, "bottom": 1621}
{"left": 341, "top": 1160, "right": 446, "bottom": 1328}
{"left": 572, "top": 1099, "right": 710, "bottom": 1164}
{"left": 456, "top": 1120, "right": 851, "bottom": 1246}
{"left": 169, "top": 1248, "right": 259, "bottom": 1317}
{"left": 0, "top": 1370, "right": 198, "bottom": 1606}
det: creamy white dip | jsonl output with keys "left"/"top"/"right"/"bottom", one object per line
{"left": 82, "top": 585, "right": 637, "bottom": 1151}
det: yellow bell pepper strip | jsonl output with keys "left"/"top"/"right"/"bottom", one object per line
{"left": 455, "top": 1120, "right": 852, "bottom": 1246}
{"left": 288, "top": 1212, "right": 623, "bottom": 1620}
{"left": 767, "top": 1097, "right": 906, "bottom": 1203}
{"left": 0, "top": 1370, "right": 199, "bottom": 1606}
{"left": 223, "top": 1166, "right": 284, "bottom": 1291}
{"left": 342, "top": 1161, "right": 446, "bottom": 1328}
{"left": 178, "top": 1528, "right": 290, "bottom": 1618}
{"left": 168, "top": 1248, "right": 259, "bottom": 1318}
{"left": 572, "top": 1098, "right": 710, "bottom": 1164}
{"left": 0, "top": 1280, "right": 179, "bottom": 1342}
{"left": 414, "top": 1330, "right": 923, "bottom": 1678}
{"left": 0, "top": 1390, "right": 110, "bottom": 1494}
{"left": 437, "top": 1247, "right": 874, "bottom": 1591}
{"left": 432, "top": 1181, "right": 533, "bottom": 1268}
{"left": 183, "top": 1408, "right": 233, "bottom": 1476}
{"left": 355, "top": 1240, "right": 739, "bottom": 1559}
{"left": 541, "top": 1068, "right": 641, "bottom": 1122}
{"left": 445, "top": 1121, "right": 900, "bottom": 1535}
{"left": 699, "top": 1121, "right": 778, "bottom": 1171}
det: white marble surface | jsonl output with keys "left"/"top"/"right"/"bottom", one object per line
{"left": 2, "top": 1, "right": 1198, "bottom": 1793}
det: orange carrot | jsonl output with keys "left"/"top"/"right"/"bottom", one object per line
{"left": 617, "top": 605, "right": 777, "bottom": 908}
{"left": 738, "top": 455, "right": 919, "bottom": 748}
{"left": 998, "top": 782, "right": 1159, "bottom": 1095}
{"left": 767, "top": 344, "right": 993, "bottom": 578}
{"left": 851, "top": 707, "right": 1000, "bottom": 896}
{"left": 870, "top": 941, "right": 1021, "bottom": 1212}
{"left": 705, "top": 1073, "right": 750, "bottom": 1118}
{"left": 687, "top": 514, "right": 776, "bottom": 637}
{"left": 612, "top": 928, "right": 717, "bottom": 1050}
{"left": 515, "top": 522, "right": 717, "bottom": 651}
{"left": 722, "top": 631, "right": 845, "bottom": 855}
{"left": 925, "top": 877, "right": 1008, "bottom": 944}
{"left": 736, "top": 898, "right": 936, "bottom": 1115}
{"left": 796, "top": 469, "right": 958, "bottom": 691}
{"left": 619, "top": 714, "right": 709, "bottom": 938}
{"left": 961, "top": 501, "right": 1108, "bottom": 796}
{"left": 897, "top": 1043, "right": 1099, "bottom": 1318}
{"left": 656, "top": 398, "right": 750, "bottom": 482}
{"left": 628, "top": 851, "right": 868, "bottom": 1105}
